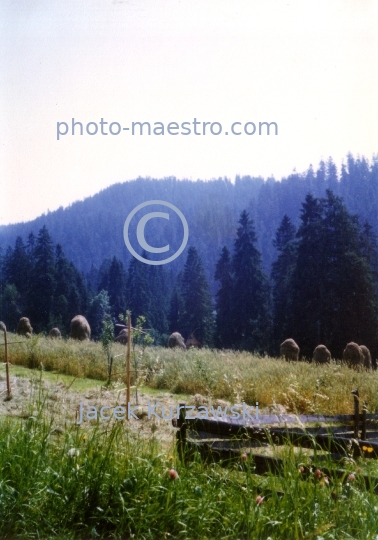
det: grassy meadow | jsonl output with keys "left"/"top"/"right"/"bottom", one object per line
{"left": 1, "top": 332, "right": 378, "bottom": 415}
{"left": 1, "top": 335, "right": 378, "bottom": 538}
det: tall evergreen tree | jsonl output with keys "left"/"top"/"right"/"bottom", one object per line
{"left": 232, "top": 211, "right": 271, "bottom": 352}
{"left": 52, "top": 244, "right": 72, "bottom": 330}
{"left": 126, "top": 253, "right": 151, "bottom": 326}
{"left": 178, "top": 246, "right": 214, "bottom": 345}
{"left": 26, "top": 232, "right": 36, "bottom": 263}
{"left": 289, "top": 191, "right": 378, "bottom": 359}
{"left": 27, "top": 226, "right": 56, "bottom": 332}
{"left": 107, "top": 256, "right": 127, "bottom": 319}
{"left": 87, "top": 263, "right": 100, "bottom": 294}
{"left": 52, "top": 244, "right": 88, "bottom": 332}
{"left": 288, "top": 194, "right": 329, "bottom": 356}
{"left": 214, "top": 246, "right": 234, "bottom": 349}
{"left": 360, "top": 221, "right": 378, "bottom": 293}
{"left": 271, "top": 215, "right": 297, "bottom": 347}
{"left": 148, "top": 265, "right": 170, "bottom": 337}
{"left": 169, "top": 270, "right": 184, "bottom": 334}
{"left": 3, "top": 236, "right": 31, "bottom": 302}
{"left": 326, "top": 157, "right": 338, "bottom": 193}
{"left": 1, "top": 284, "right": 22, "bottom": 331}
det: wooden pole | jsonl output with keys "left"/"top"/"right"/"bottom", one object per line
{"left": 126, "top": 313, "right": 131, "bottom": 410}
{"left": 0, "top": 322, "right": 11, "bottom": 400}
{"left": 177, "top": 403, "right": 187, "bottom": 462}
{"left": 352, "top": 389, "right": 359, "bottom": 438}
{"left": 362, "top": 402, "right": 367, "bottom": 441}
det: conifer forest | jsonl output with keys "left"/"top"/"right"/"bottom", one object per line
{"left": 1, "top": 153, "right": 377, "bottom": 360}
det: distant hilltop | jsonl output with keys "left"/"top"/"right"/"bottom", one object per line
{"left": 0, "top": 155, "right": 377, "bottom": 288}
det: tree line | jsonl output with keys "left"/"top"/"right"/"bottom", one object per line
{"left": 0, "top": 188, "right": 377, "bottom": 361}
{"left": 0, "top": 154, "right": 377, "bottom": 291}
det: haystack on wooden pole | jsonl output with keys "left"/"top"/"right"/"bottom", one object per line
{"left": 126, "top": 313, "right": 131, "bottom": 408}
{"left": 0, "top": 322, "right": 11, "bottom": 400}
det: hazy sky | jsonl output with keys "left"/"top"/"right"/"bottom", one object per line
{"left": 1, "top": 0, "right": 377, "bottom": 225}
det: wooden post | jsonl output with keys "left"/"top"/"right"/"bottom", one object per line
{"left": 177, "top": 403, "right": 187, "bottom": 462}
{"left": 362, "top": 402, "right": 367, "bottom": 441}
{"left": 352, "top": 389, "right": 359, "bottom": 438}
{"left": 126, "top": 313, "right": 131, "bottom": 410}
{"left": 0, "top": 322, "right": 11, "bottom": 400}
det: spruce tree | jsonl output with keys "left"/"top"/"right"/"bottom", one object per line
{"left": 169, "top": 271, "right": 184, "bottom": 334}
{"left": 126, "top": 253, "right": 151, "bottom": 326}
{"left": 360, "top": 221, "right": 378, "bottom": 294}
{"left": 289, "top": 191, "right": 378, "bottom": 359}
{"left": 321, "top": 191, "right": 378, "bottom": 357}
{"left": 271, "top": 215, "right": 297, "bottom": 347}
{"left": 52, "top": 244, "right": 72, "bottom": 330}
{"left": 107, "top": 256, "right": 127, "bottom": 319}
{"left": 148, "top": 264, "right": 170, "bottom": 338}
{"left": 3, "top": 237, "right": 31, "bottom": 304}
{"left": 52, "top": 244, "right": 88, "bottom": 332}
{"left": 27, "top": 226, "right": 56, "bottom": 332}
{"left": 2, "top": 284, "right": 22, "bottom": 331}
{"left": 178, "top": 246, "right": 214, "bottom": 345}
{"left": 214, "top": 246, "right": 234, "bottom": 348}
{"left": 288, "top": 194, "right": 328, "bottom": 356}
{"left": 232, "top": 210, "right": 271, "bottom": 352}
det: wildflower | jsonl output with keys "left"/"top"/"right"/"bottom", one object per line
{"left": 68, "top": 448, "right": 79, "bottom": 458}
{"left": 314, "top": 469, "right": 322, "bottom": 479}
{"left": 362, "top": 445, "right": 374, "bottom": 453}
{"left": 348, "top": 473, "right": 356, "bottom": 481}
{"left": 255, "top": 495, "right": 264, "bottom": 505}
{"left": 168, "top": 469, "right": 179, "bottom": 480}
{"left": 299, "top": 466, "right": 305, "bottom": 473}
{"left": 241, "top": 453, "right": 248, "bottom": 462}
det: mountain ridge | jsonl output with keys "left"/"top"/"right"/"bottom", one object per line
{"left": 1, "top": 156, "right": 377, "bottom": 292}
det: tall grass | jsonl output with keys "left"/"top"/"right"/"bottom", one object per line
{"left": 1, "top": 382, "right": 378, "bottom": 538}
{"left": 1, "top": 334, "right": 378, "bottom": 414}
{"left": 145, "top": 347, "right": 378, "bottom": 415}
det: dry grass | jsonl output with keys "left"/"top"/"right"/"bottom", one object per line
{"left": 1, "top": 333, "right": 378, "bottom": 415}
{"left": 142, "top": 348, "right": 378, "bottom": 415}
{"left": 0, "top": 332, "right": 128, "bottom": 381}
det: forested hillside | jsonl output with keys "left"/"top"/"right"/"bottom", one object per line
{"left": 1, "top": 154, "right": 377, "bottom": 289}
{"left": 0, "top": 153, "right": 377, "bottom": 360}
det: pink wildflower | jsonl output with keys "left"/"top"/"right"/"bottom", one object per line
{"left": 168, "top": 469, "right": 179, "bottom": 480}
{"left": 255, "top": 495, "right": 264, "bottom": 505}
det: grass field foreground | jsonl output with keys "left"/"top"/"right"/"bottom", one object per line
{"left": 2, "top": 337, "right": 378, "bottom": 537}
{"left": 1, "top": 387, "right": 378, "bottom": 539}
